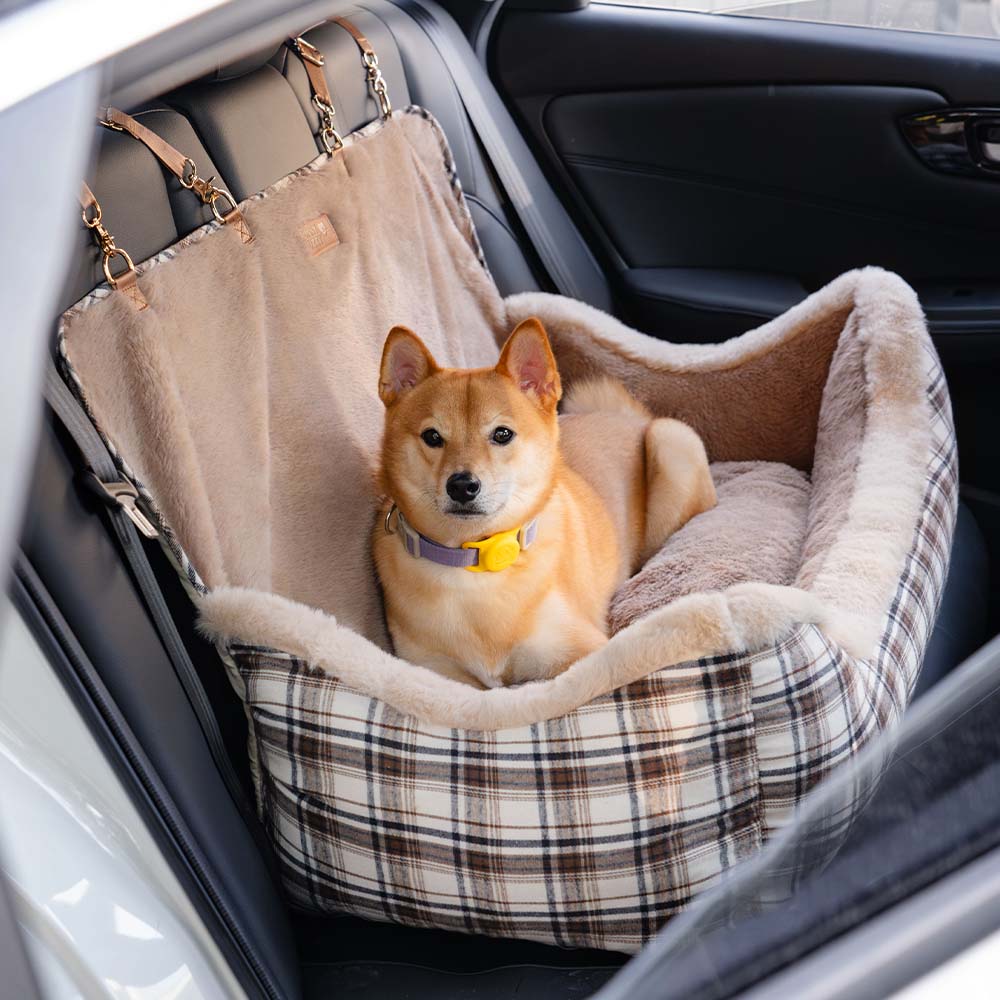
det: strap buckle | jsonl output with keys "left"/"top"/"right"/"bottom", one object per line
{"left": 98, "top": 113, "right": 124, "bottom": 132}
{"left": 84, "top": 473, "right": 159, "bottom": 539}
{"left": 99, "top": 108, "right": 252, "bottom": 241}
{"left": 179, "top": 157, "right": 221, "bottom": 204}
{"left": 333, "top": 16, "right": 393, "bottom": 119}
{"left": 292, "top": 36, "right": 324, "bottom": 66}
{"left": 290, "top": 35, "right": 344, "bottom": 154}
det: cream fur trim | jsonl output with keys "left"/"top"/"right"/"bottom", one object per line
{"left": 506, "top": 267, "right": 932, "bottom": 660}
{"left": 198, "top": 581, "right": 825, "bottom": 729}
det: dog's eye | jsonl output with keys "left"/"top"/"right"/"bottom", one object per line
{"left": 491, "top": 426, "right": 515, "bottom": 446}
{"left": 421, "top": 428, "right": 444, "bottom": 448}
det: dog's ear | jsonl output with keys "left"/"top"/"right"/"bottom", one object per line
{"left": 497, "top": 317, "right": 562, "bottom": 411}
{"left": 379, "top": 326, "right": 439, "bottom": 406}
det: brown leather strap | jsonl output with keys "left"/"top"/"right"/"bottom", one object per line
{"left": 113, "top": 266, "right": 149, "bottom": 312}
{"left": 289, "top": 37, "right": 334, "bottom": 111}
{"left": 101, "top": 107, "right": 253, "bottom": 243}
{"left": 287, "top": 36, "right": 343, "bottom": 152}
{"left": 79, "top": 181, "right": 99, "bottom": 218}
{"left": 103, "top": 107, "right": 192, "bottom": 183}
{"left": 332, "top": 16, "right": 375, "bottom": 57}
{"left": 332, "top": 16, "right": 392, "bottom": 118}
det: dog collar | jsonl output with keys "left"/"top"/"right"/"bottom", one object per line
{"left": 388, "top": 505, "right": 537, "bottom": 573}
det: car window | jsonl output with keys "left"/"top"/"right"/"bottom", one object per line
{"left": 597, "top": 0, "right": 1000, "bottom": 40}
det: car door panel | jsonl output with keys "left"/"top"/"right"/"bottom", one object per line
{"left": 544, "top": 86, "right": 992, "bottom": 277}
{"left": 492, "top": 1, "right": 1000, "bottom": 580}
{"left": 493, "top": 7, "right": 1000, "bottom": 338}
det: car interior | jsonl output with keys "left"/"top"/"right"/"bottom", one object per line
{"left": 13, "top": 0, "right": 1000, "bottom": 996}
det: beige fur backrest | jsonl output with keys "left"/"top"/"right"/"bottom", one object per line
{"left": 61, "top": 112, "right": 506, "bottom": 647}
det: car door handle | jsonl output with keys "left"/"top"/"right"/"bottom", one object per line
{"left": 902, "top": 109, "right": 1000, "bottom": 179}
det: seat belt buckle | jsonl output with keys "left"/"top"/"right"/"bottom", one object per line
{"left": 84, "top": 472, "right": 160, "bottom": 539}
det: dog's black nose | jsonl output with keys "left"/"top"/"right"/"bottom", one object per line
{"left": 446, "top": 471, "right": 481, "bottom": 504}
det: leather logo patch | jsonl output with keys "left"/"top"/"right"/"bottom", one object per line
{"left": 297, "top": 214, "right": 340, "bottom": 256}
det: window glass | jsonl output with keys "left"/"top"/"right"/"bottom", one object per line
{"left": 598, "top": 0, "right": 1000, "bottom": 40}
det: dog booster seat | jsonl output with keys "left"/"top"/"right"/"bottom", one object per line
{"left": 58, "top": 30, "right": 956, "bottom": 953}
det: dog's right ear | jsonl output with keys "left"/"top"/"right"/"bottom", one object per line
{"left": 379, "top": 326, "right": 439, "bottom": 406}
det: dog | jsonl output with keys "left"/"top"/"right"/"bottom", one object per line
{"left": 374, "top": 316, "right": 716, "bottom": 688}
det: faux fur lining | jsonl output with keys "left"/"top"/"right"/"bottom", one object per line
{"left": 59, "top": 108, "right": 506, "bottom": 647}
{"left": 197, "top": 582, "right": 825, "bottom": 730}
{"left": 506, "top": 268, "right": 932, "bottom": 661}
{"left": 609, "top": 461, "right": 811, "bottom": 634}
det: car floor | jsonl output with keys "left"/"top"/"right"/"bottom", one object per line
{"left": 292, "top": 912, "right": 625, "bottom": 998}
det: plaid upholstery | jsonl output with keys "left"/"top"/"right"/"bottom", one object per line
{"left": 225, "top": 347, "right": 956, "bottom": 952}
{"left": 231, "top": 644, "right": 762, "bottom": 950}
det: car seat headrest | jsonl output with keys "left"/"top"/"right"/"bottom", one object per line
{"left": 202, "top": 42, "right": 287, "bottom": 82}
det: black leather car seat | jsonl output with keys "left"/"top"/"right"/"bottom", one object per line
{"left": 27, "top": 3, "right": 989, "bottom": 998}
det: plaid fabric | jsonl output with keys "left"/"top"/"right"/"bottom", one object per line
{"left": 227, "top": 347, "right": 956, "bottom": 953}
{"left": 232, "top": 644, "right": 762, "bottom": 950}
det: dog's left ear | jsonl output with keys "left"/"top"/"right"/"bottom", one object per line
{"left": 497, "top": 317, "right": 562, "bottom": 411}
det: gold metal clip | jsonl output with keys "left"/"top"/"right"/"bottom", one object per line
{"left": 82, "top": 196, "right": 137, "bottom": 291}
{"left": 208, "top": 188, "right": 238, "bottom": 225}
{"left": 311, "top": 95, "right": 343, "bottom": 152}
{"left": 102, "top": 246, "right": 137, "bottom": 287}
{"left": 363, "top": 51, "right": 392, "bottom": 119}
{"left": 293, "top": 36, "right": 325, "bottom": 66}
{"left": 179, "top": 157, "right": 220, "bottom": 203}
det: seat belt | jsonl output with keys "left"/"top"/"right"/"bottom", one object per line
{"left": 391, "top": 0, "right": 614, "bottom": 312}
{"left": 42, "top": 356, "right": 264, "bottom": 849}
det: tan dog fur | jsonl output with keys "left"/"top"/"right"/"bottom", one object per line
{"left": 374, "top": 317, "right": 716, "bottom": 688}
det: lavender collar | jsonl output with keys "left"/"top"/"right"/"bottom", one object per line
{"left": 389, "top": 505, "right": 538, "bottom": 572}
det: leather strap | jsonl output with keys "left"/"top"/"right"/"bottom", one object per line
{"left": 111, "top": 267, "right": 150, "bottom": 312}
{"left": 289, "top": 36, "right": 334, "bottom": 109}
{"left": 78, "top": 180, "right": 148, "bottom": 309}
{"left": 287, "top": 36, "right": 343, "bottom": 152}
{"left": 101, "top": 107, "right": 252, "bottom": 242}
{"left": 332, "top": 15, "right": 375, "bottom": 57}
{"left": 78, "top": 181, "right": 98, "bottom": 217}
{"left": 332, "top": 16, "right": 392, "bottom": 118}
{"left": 104, "top": 107, "right": 191, "bottom": 183}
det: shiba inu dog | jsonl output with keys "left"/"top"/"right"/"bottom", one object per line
{"left": 374, "top": 317, "right": 716, "bottom": 688}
